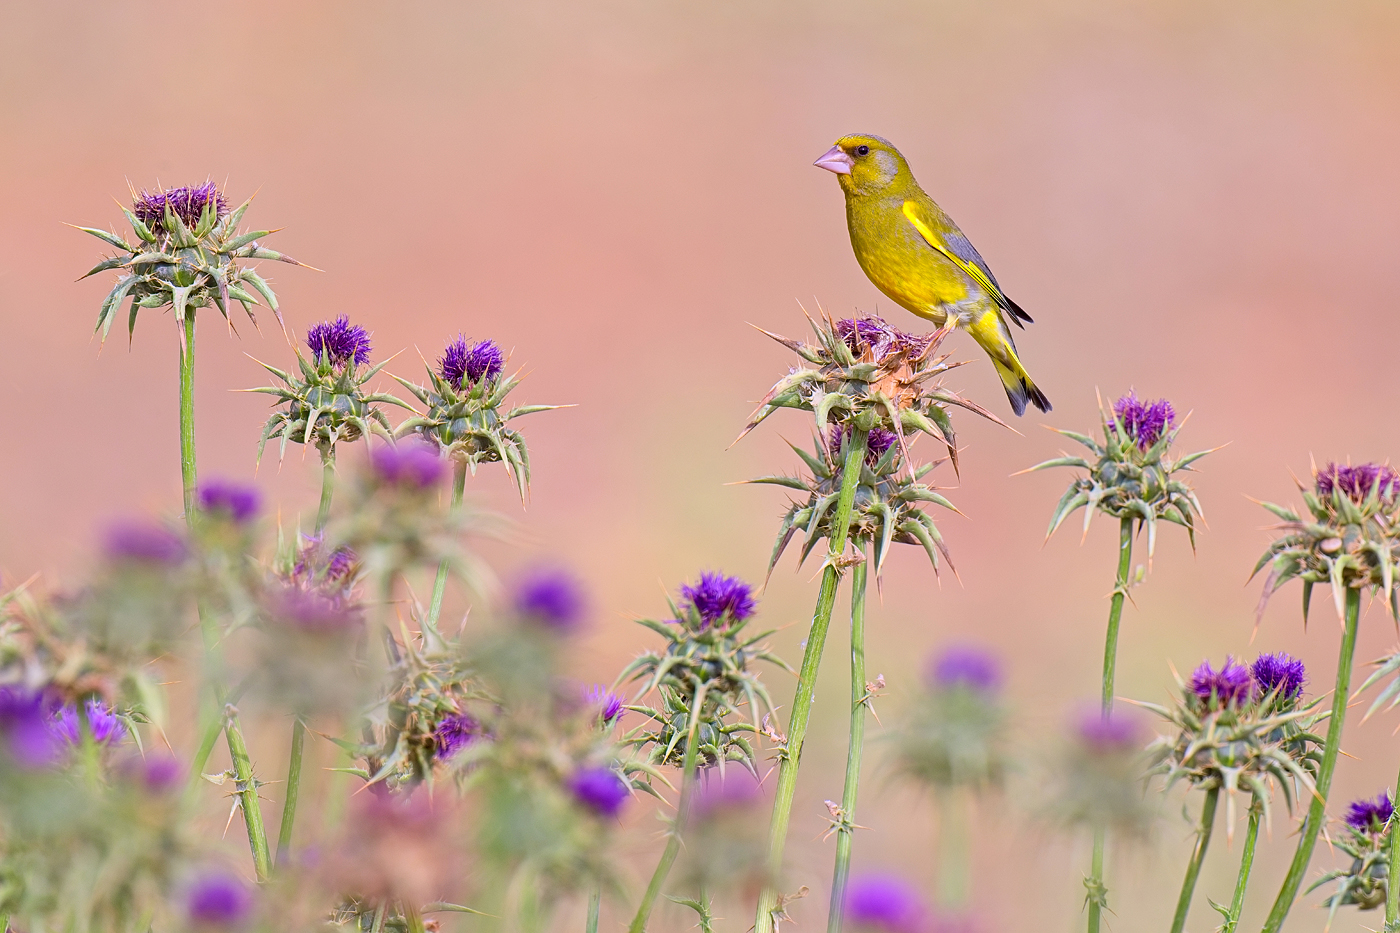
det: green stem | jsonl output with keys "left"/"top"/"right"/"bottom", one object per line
{"left": 827, "top": 548, "right": 869, "bottom": 933}
{"left": 404, "top": 901, "right": 426, "bottom": 933}
{"left": 587, "top": 888, "right": 601, "bottom": 933}
{"left": 426, "top": 460, "right": 468, "bottom": 629}
{"left": 316, "top": 451, "right": 336, "bottom": 534}
{"left": 275, "top": 718, "right": 306, "bottom": 870}
{"left": 370, "top": 901, "right": 387, "bottom": 933}
{"left": 224, "top": 705, "right": 273, "bottom": 882}
{"left": 754, "top": 427, "right": 869, "bottom": 933}
{"left": 629, "top": 685, "right": 708, "bottom": 933}
{"left": 1389, "top": 755, "right": 1400, "bottom": 930}
{"left": 937, "top": 790, "right": 969, "bottom": 910}
{"left": 1169, "top": 785, "right": 1220, "bottom": 933}
{"left": 1223, "top": 802, "right": 1261, "bottom": 933}
{"left": 179, "top": 308, "right": 198, "bottom": 519}
{"left": 1087, "top": 516, "right": 1134, "bottom": 933}
{"left": 1260, "top": 585, "right": 1361, "bottom": 932}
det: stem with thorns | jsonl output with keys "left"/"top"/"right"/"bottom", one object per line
{"left": 179, "top": 307, "right": 198, "bottom": 517}
{"left": 316, "top": 449, "right": 337, "bottom": 533}
{"left": 224, "top": 704, "right": 273, "bottom": 881}
{"left": 1169, "top": 785, "right": 1220, "bottom": 933}
{"left": 754, "top": 426, "right": 869, "bottom": 933}
{"left": 1223, "top": 801, "right": 1261, "bottom": 933}
{"left": 826, "top": 545, "right": 869, "bottom": 933}
{"left": 1260, "top": 585, "right": 1360, "bottom": 932}
{"left": 1389, "top": 759, "right": 1400, "bottom": 931}
{"left": 426, "top": 459, "right": 468, "bottom": 629}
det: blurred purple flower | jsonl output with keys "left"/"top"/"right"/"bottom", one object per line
{"left": 844, "top": 873, "right": 926, "bottom": 933}
{"left": 689, "top": 771, "right": 764, "bottom": 822}
{"left": 1076, "top": 710, "right": 1142, "bottom": 753}
{"left": 928, "top": 644, "right": 1001, "bottom": 693}
{"left": 369, "top": 443, "right": 445, "bottom": 490}
{"left": 680, "top": 572, "right": 756, "bottom": 629}
{"left": 306, "top": 315, "right": 371, "bottom": 368}
{"left": 186, "top": 870, "right": 254, "bottom": 930}
{"left": 438, "top": 336, "right": 505, "bottom": 388}
{"left": 1251, "top": 652, "right": 1306, "bottom": 702}
{"left": 0, "top": 686, "right": 61, "bottom": 767}
{"left": 50, "top": 698, "right": 126, "bottom": 746}
{"left": 133, "top": 182, "right": 227, "bottom": 233}
{"left": 326, "top": 547, "right": 358, "bottom": 583}
{"left": 568, "top": 767, "right": 630, "bottom": 817}
{"left": 267, "top": 585, "right": 360, "bottom": 633}
{"left": 1190, "top": 657, "right": 1253, "bottom": 707}
{"left": 197, "top": 479, "right": 261, "bottom": 524}
{"left": 1316, "top": 462, "right": 1400, "bottom": 505}
{"left": 1345, "top": 792, "right": 1394, "bottom": 833}
{"left": 1113, "top": 392, "right": 1175, "bottom": 451}
{"left": 434, "top": 713, "right": 483, "bottom": 760}
{"left": 513, "top": 566, "right": 587, "bottom": 630}
{"left": 583, "top": 684, "right": 624, "bottom": 725}
{"left": 138, "top": 754, "right": 184, "bottom": 792}
{"left": 104, "top": 520, "right": 187, "bottom": 565}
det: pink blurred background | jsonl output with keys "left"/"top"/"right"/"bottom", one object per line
{"left": 3, "top": 1, "right": 1400, "bottom": 929}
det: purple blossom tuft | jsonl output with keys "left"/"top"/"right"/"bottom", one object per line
{"left": 132, "top": 182, "right": 227, "bottom": 234}
{"left": 103, "top": 520, "right": 187, "bottom": 565}
{"left": 843, "top": 873, "right": 926, "bottom": 933}
{"left": 835, "top": 316, "right": 927, "bottom": 363}
{"left": 369, "top": 443, "right": 445, "bottom": 490}
{"left": 1076, "top": 711, "right": 1142, "bottom": 753}
{"left": 829, "top": 426, "right": 900, "bottom": 465}
{"left": 197, "top": 479, "right": 261, "bottom": 524}
{"left": 434, "top": 713, "right": 483, "bottom": 760}
{"left": 927, "top": 644, "right": 1002, "bottom": 693}
{"left": 186, "top": 870, "right": 254, "bottom": 929}
{"left": 679, "top": 572, "right": 756, "bottom": 629}
{"left": 568, "top": 767, "right": 630, "bottom": 817}
{"left": 513, "top": 566, "right": 587, "bottom": 630}
{"left": 583, "top": 685, "right": 624, "bottom": 725}
{"left": 1315, "top": 462, "right": 1400, "bottom": 505}
{"left": 306, "top": 315, "right": 372, "bottom": 368}
{"left": 326, "top": 547, "right": 358, "bottom": 584}
{"left": 438, "top": 336, "right": 505, "bottom": 388}
{"left": 267, "top": 586, "right": 360, "bottom": 633}
{"left": 1190, "top": 657, "right": 1253, "bottom": 707}
{"left": 50, "top": 698, "right": 126, "bottom": 747}
{"left": 689, "top": 771, "right": 764, "bottom": 823}
{"left": 0, "top": 686, "right": 61, "bottom": 767}
{"left": 1251, "top": 652, "right": 1306, "bottom": 702}
{"left": 1345, "top": 792, "right": 1394, "bottom": 833}
{"left": 137, "top": 754, "right": 184, "bottom": 792}
{"left": 1112, "top": 392, "right": 1175, "bottom": 451}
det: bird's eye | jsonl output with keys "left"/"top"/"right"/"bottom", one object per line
{"left": 855, "top": 145, "right": 870, "bottom": 156}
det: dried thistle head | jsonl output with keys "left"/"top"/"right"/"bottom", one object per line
{"left": 1253, "top": 460, "right": 1400, "bottom": 625}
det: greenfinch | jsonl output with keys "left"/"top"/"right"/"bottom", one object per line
{"left": 815, "top": 134, "right": 1050, "bottom": 415}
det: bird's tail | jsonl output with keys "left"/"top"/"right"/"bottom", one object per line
{"left": 967, "top": 313, "right": 1051, "bottom": 417}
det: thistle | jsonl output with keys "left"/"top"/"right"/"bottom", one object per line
{"left": 1308, "top": 793, "right": 1393, "bottom": 925}
{"left": 888, "top": 646, "right": 1008, "bottom": 792}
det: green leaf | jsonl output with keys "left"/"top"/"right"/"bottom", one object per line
{"left": 79, "top": 254, "right": 131, "bottom": 279}
{"left": 239, "top": 268, "right": 279, "bottom": 310}
{"left": 72, "top": 225, "right": 135, "bottom": 252}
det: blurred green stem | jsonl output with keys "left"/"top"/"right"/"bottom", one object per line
{"left": 316, "top": 449, "right": 336, "bottom": 533}
{"left": 1260, "top": 585, "right": 1360, "bottom": 932}
{"left": 826, "top": 546, "right": 869, "bottom": 933}
{"left": 224, "top": 704, "right": 273, "bottom": 882}
{"left": 1169, "top": 785, "right": 1220, "bottom": 933}
{"left": 754, "top": 426, "right": 868, "bottom": 933}
{"left": 937, "top": 789, "right": 970, "bottom": 910}
{"left": 1087, "top": 515, "right": 1134, "bottom": 933}
{"left": 275, "top": 717, "right": 306, "bottom": 870}
{"left": 586, "top": 888, "right": 601, "bottom": 933}
{"left": 1223, "top": 802, "right": 1261, "bottom": 933}
{"left": 370, "top": 902, "right": 387, "bottom": 933}
{"left": 179, "top": 307, "right": 197, "bottom": 518}
{"left": 1389, "top": 758, "right": 1400, "bottom": 929}
{"left": 629, "top": 684, "right": 708, "bottom": 933}
{"left": 404, "top": 901, "right": 426, "bottom": 933}
{"left": 426, "top": 459, "right": 468, "bottom": 629}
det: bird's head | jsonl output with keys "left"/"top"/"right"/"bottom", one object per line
{"left": 813, "top": 134, "right": 913, "bottom": 196}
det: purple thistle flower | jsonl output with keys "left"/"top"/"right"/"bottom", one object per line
{"left": 513, "top": 566, "right": 587, "bottom": 630}
{"left": 1190, "top": 657, "right": 1253, "bottom": 707}
{"left": 132, "top": 182, "right": 227, "bottom": 234}
{"left": 438, "top": 336, "right": 505, "bottom": 389}
{"left": 0, "top": 686, "right": 62, "bottom": 767}
{"left": 197, "top": 479, "right": 261, "bottom": 524}
{"left": 434, "top": 713, "right": 482, "bottom": 760}
{"left": 689, "top": 771, "right": 764, "bottom": 822}
{"left": 583, "top": 685, "right": 625, "bottom": 725}
{"left": 305, "top": 315, "right": 372, "bottom": 368}
{"left": 267, "top": 586, "right": 360, "bottom": 633}
{"left": 137, "top": 753, "right": 184, "bottom": 793}
{"left": 49, "top": 698, "right": 126, "bottom": 747}
{"left": 1315, "top": 462, "right": 1400, "bottom": 505}
{"left": 927, "top": 644, "right": 1002, "bottom": 693}
{"left": 186, "top": 870, "right": 254, "bottom": 930}
{"left": 103, "top": 520, "right": 187, "bottom": 565}
{"left": 1345, "top": 792, "right": 1394, "bottom": 833}
{"left": 1112, "top": 392, "right": 1175, "bottom": 451}
{"left": 1251, "top": 652, "right": 1306, "bottom": 702}
{"left": 829, "top": 426, "right": 900, "bottom": 465}
{"left": 679, "top": 572, "right": 756, "bottom": 629}
{"left": 843, "top": 873, "right": 927, "bottom": 933}
{"left": 835, "top": 316, "right": 925, "bottom": 363}
{"left": 326, "top": 547, "right": 358, "bottom": 584}
{"left": 369, "top": 443, "right": 445, "bottom": 490}
{"left": 568, "top": 766, "right": 630, "bottom": 817}
{"left": 1076, "top": 710, "right": 1142, "bottom": 753}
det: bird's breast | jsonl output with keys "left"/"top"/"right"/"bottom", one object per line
{"left": 845, "top": 197, "right": 974, "bottom": 316}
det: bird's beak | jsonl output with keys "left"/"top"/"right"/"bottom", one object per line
{"left": 813, "top": 145, "right": 854, "bottom": 175}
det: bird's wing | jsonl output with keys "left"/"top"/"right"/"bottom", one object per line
{"left": 901, "top": 200, "right": 1033, "bottom": 326}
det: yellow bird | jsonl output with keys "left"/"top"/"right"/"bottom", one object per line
{"left": 814, "top": 133, "right": 1050, "bottom": 415}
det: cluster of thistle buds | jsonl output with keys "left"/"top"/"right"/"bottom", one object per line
{"left": 1139, "top": 652, "right": 1323, "bottom": 837}
{"left": 1308, "top": 792, "right": 1394, "bottom": 919}
{"left": 1029, "top": 392, "right": 1211, "bottom": 559}
{"left": 616, "top": 573, "right": 789, "bottom": 776}
{"left": 76, "top": 182, "right": 307, "bottom": 344}
{"left": 1253, "top": 461, "right": 1400, "bottom": 623}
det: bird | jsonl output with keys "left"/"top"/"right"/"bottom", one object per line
{"left": 813, "top": 133, "right": 1050, "bottom": 415}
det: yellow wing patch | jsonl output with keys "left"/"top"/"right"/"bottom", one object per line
{"left": 901, "top": 201, "right": 1003, "bottom": 304}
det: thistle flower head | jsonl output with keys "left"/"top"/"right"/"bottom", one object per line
{"left": 679, "top": 572, "right": 756, "bottom": 631}
{"left": 928, "top": 644, "right": 1001, "bottom": 693}
{"left": 1050, "top": 709, "right": 1156, "bottom": 839}
{"left": 132, "top": 183, "right": 227, "bottom": 235}
{"left": 1316, "top": 462, "right": 1400, "bottom": 506}
{"left": 132, "top": 753, "right": 183, "bottom": 793}
{"left": 266, "top": 585, "right": 361, "bottom": 633}
{"left": 893, "top": 655, "right": 1008, "bottom": 791}
{"left": 829, "top": 425, "right": 899, "bottom": 466}
{"left": 0, "top": 686, "right": 61, "bottom": 767}
{"left": 1076, "top": 711, "right": 1141, "bottom": 753}
{"left": 567, "top": 767, "right": 630, "bottom": 817}
{"left": 439, "top": 336, "right": 505, "bottom": 388}
{"left": 306, "top": 316, "right": 372, "bottom": 369}
{"left": 103, "top": 520, "right": 187, "bottom": 565}
{"left": 434, "top": 712, "right": 483, "bottom": 760}
{"left": 49, "top": 698, "right": 126, "bottom": 747}
{"left": 1251, "top": 652, "right": 1306, "bottom": 704}
{"left": 370, "top": 443, "right": 446, "bottom": 490}
{"left": 185, "top": 871, "right": 254, "bottom": 930}
{"left": 583, "top": 684, "right": 624, "bottom": 725}
{"left": 1345, "top": 792, "right": 1394, "bottom": 834}
{"left": 1113, "top": 392, "right": 1175, "bottom": 451}
{"left": 1189, "top": 657, "right": 1253, "bottom": 708}
{"left": 1311, "top": 792, "right": 1393, "bottom": 913}
{"left": 843, "top": 873, "right": 926, "bottom": 933}
{"left": 197, "top": 479, "right": 261, "bottom": 524}
{"left": 513, "top": 566, "right": 586, "bottom": 631}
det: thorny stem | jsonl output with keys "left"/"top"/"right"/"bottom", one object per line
{"left": 426, "top": 459, "right": 468, "bottom": 629}
{"left": 1169, "top": 784, "right": 1220, "bottom": 933}
{"left": 224, "top": 704, "right": 273, "bottom": 882}
{"left": 629, "top": 685, "right": 709, "bottom": 933}
{"left": 1260, "top": 585, "right": 1361, "bottom": 932}
{"left": 179, "top": 307, "right": 198, "bottom": 518}
{"left": 754, "top": 426, "right": 869, "bottom": 933}
{"left": 1223, "top": 802, "right": 1261, "bottom": 933}
{"left": 1389, "top": 755, "right": 1400, "bottom": 929}
{"left": 316, "top": 450, "right": 337, "bottom": 534}
{"left": 586, "top": 888, "right": 601, "bottom": 933}
{"left": 275, "top": 718, "right": 307, "bottom": 870}
{"left": 827, "top": 548, "right": 869, "bottom": 933}
{"left": 1087, "top": 515, "right": 1134, "bottom": 933}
